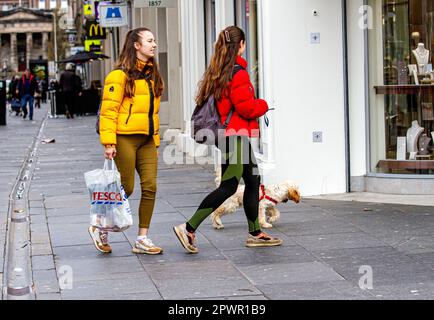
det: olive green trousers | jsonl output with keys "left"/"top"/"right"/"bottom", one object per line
{"left": 115, "top": 134, "right": 158, "bottom": 229}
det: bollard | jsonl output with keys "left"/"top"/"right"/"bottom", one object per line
{"left": 5, "top": 198, "right": 33, "bottom": 300}
{"left": 48, "top": 90, "right": 58, "bottom": 119}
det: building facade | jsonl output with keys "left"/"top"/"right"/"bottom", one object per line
{"left": 100, "top": 0, "right": 434, "bottom": 196}
{"left": 0, "top": 7, "right": 52, "bottom": 74}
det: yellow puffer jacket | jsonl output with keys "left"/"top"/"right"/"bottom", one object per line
{"left": 99, "top": 62, "right": 161, "bottom": 147}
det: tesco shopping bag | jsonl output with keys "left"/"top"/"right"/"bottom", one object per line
{"left": 84, "top": 160, "right": 133, "bottom": 232}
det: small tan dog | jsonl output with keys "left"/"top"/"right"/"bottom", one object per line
{"left": 211, "top": 169, "right": 301, "bottom": 229}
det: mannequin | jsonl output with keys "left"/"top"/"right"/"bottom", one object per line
{"left": 418, "top": 133, "right": 432, "bottom": 155}
{"left": 411, "top": 32, "right": 421, "bottom": 47}
{"left": 412, "top": 43, "right": 430, "bottom": 74}
{"left": 406, "top": 120, "right": 424, "bottom": 153}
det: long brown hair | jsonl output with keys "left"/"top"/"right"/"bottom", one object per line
{"left": 196, "top": 26, "right": 245, "bottom": 106}
{"left": 115, "top": 27, "right": 164, "bottom": 98}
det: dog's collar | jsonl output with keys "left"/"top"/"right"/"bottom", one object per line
{"left": 259, "top": 184, "right": 278, "bottom": 205}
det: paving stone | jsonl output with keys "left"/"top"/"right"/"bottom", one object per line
{"left": 391, "top": 235, "right": 434, "bottom": 254}
{"left": 36, "top": 292, "right": 62, "bottom": 300}
{"left": 32, "top": 255, "right": 55, "bottom": 270}
{"left": 59, "top": 274, "right": 159, "bottom": 299}
{"left": 257, "top": 281, "right": 374, "bottom": 300}
{"left": 145, "top": 260, "right": 262, "bottom": 300}
{"left": 153, "top": 200, "right": 177, "bottom": 213}
{"left": 165, "top": 193, "right": 211, "bottom": 208}
{"left": 276, "top": 218, "right": 362, "bottom": 236}
{"left": 238, "top": 261, "right": 344, "bottom": 286}
{"left": 292, "top": 232, "right": 387, "bottom": 252}
{"left": 47, "top": 214, "right": 90, "bottom": 225}
{"left": 222, "top": 245, "right": 318, "bottom": 266}
{"left": 316, "top": 247, "right": 434, "bottom": 286}
{"left": 33, "top": 269, "right": 60, "bottom": 293}
{"left": 53, "top": 256, "right": 145, "bottom": 281}
{"left": 62, "top": 291, "right": 162, "bottom": 300}
{"left": 194, "top": 295, "right": 268, "bottom": 300}
{"left": 31, "top": 243, "right": 52, "bottom": 256}
{"left": 30, "top": 215, "right": 47, "bottom": 224}
{"left": 367, "top": 282, "right": 434, "bottom": 300}
{"left": 31, "top": 232, "right": 51, "bottom": 245}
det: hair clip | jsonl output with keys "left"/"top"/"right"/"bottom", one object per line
{"left": 224, "top": 30, "right": 231, "bottom": 43}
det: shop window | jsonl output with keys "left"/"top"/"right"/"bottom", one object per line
{"left": 369, "top": 0, "right": 434, "bottom": 174}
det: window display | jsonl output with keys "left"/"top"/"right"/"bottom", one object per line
{"left": 369, "top": 0, "right": 434, "bottom": 174}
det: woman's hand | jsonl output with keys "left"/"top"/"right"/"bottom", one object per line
{"left": 104, "top": 145, "right": 117, "bottom": 160}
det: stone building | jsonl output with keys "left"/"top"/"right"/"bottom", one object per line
{"left": 0, "top": 7, "right": 52, "bottom": 75}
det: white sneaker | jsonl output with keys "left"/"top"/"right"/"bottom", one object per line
{"left": 132, "top": 236, "right": 163, "bottom": 255}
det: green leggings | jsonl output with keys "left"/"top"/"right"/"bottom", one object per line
{"left": 114, "top": 134, "right": 158, "bottom": 229}
{"left": 188, "top": 136, "right": 261, "bottom": 233}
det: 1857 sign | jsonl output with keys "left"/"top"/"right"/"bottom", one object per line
{"left": 133, "top": 0, "right": 176, "bottom": 8}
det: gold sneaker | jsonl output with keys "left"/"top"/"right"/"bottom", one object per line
{"left": 132, "top": 236, "right": 163, "bottom": 255}
{"left": 173, "top": 223, "right": 198, "bottom": 254}
{"left": 245, "top": 232, "right": 283, "bottom": 248}
{"left": 88, "top": 226, "right": 112, "bottom": 253}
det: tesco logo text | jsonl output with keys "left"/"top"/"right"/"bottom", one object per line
{"left": 92, "top": 192, "right": 122, "bottom": 202}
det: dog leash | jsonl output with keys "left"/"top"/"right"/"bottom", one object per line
{"left": 259, "top": 184, "right": 278, "bottom": 205}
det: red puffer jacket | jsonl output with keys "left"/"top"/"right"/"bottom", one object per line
{"left": 217, "top": 55, "right": 268, "bottom": 138}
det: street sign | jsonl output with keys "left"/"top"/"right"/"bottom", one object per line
{"left": 85, "top": 21, "right": 106, "bottom": 40}
{"left": 99, "top": 3, "right": 128, "bottom": 28}
{"left": 133, "top": 0, "right": 177, "bottom": 7}
{"left": 83, "top": 2, "right": 95, "bottom": 19}
{"left": 85, "top": 39, "right": 102, "bottom": 54}
{"left": 71, "top": 46, "right": 85, "bottom": 55}
{"left": 67, "top": 34, "right": 77, "bottom": 45}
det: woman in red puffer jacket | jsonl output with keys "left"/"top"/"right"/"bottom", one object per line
{"left": 174, "top": 26, "right": 282, "bottom": 254}
{"left": 217, "top": 54, "right": 268, "bottom": 138}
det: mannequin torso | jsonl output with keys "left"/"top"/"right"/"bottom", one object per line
{"left": 407, "top": 120, "right": 424, "bottom": 153}
{"left": 412, "top": 43, "right": 430, "bottom": 73}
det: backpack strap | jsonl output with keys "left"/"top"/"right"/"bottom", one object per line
{"left": 223, "top": 64, "right": 245, "bottom": 128}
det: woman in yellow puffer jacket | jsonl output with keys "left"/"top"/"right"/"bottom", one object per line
{"left": 89, "top": 27, "right": 165, "bottom": 255}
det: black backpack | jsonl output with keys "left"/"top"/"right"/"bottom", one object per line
{"left": 191, "top": 64, "right": 244, "bottom": 145}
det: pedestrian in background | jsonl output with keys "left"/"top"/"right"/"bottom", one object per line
{"left": 174, "top": 26, "right": 282, "bottom": 254}
{"left": 34, "top": 79, "right": 42, "bottom": 109}
{"left": 59, "top": 63, "right": 79, "bottom": 119}
{"left": 16, "top": 68, "right": 39, "bottom": 121}
{"left": 73, "top": 71, "right": 83, "bottom": 116}
{"left": 92, "top": 27, "right": 164, "bottom": 255}
{"left": 9, "top": 75, "right": 21, "bottom": 116}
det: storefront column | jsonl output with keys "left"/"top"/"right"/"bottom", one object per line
{"left": 42, "top": 32, "right": 49, "bottom": 60}
{"left": 26, "top": 32, "right": 33, "bottom": 69}
{"left": 10, "top": 33, "right": 17, "bottom": 72}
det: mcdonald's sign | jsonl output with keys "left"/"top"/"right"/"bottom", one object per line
{"left": 85, "top": 21, "right": 106, "bottom": 40}
{"left": 85, "top": 40, "right": 102, "bottom": 54}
